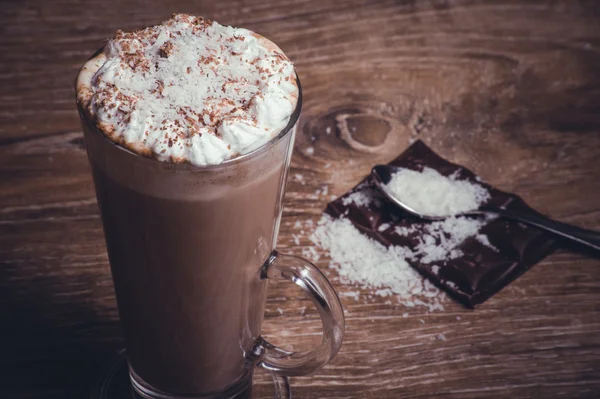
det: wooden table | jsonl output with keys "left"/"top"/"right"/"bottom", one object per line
{"left": 2, "top": 1, "right": 600, "bottom": 398}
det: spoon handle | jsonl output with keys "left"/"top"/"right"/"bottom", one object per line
{"left": 488, "top": 207, "right": 600, "bottom": 251}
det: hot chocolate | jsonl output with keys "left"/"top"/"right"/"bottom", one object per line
{"left": 77, "top": 14, "right": 301, "bottom": 396}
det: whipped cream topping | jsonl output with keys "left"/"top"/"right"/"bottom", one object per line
{"left": 77, "top": 14, "right": 298, "bottom": 166}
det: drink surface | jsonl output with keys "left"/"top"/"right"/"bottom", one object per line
{"left": 77, "top": 14, "right": 298, "bottom": 166}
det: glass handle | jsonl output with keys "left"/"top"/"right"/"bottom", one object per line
{"left": 251, "top": 250, "right": 345, "bottom": 377}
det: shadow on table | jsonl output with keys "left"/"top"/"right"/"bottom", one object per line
{"left": 0, "top": 263, "right": 122, "bottom": 399}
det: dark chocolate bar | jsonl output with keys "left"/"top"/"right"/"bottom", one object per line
{"left": 326, "top": 141, "right": 557, "bottom": 307}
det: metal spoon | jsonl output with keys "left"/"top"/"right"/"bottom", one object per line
{"left": 371, "top": 164, "right": 600, "bottom": 251}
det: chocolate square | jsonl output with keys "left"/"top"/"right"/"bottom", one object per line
{"left": 326, "top": 141, "right": 557, "bottom": 307}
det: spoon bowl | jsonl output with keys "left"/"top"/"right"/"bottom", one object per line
{"left": 371, "top": 164, "right": 487, "bottom": 221}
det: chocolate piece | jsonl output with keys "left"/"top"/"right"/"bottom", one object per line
{"left": 326, "top": 141, "right": 557, "bottom": 307}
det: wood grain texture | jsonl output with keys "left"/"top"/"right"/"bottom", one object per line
{"left": 1, "top": 0, "right": 600, "bottom": 398}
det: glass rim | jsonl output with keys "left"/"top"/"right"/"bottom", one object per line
{"left": 76, "top": 49, "right": 303, "bottom": 172}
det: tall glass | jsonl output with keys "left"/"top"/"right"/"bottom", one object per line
{"left": 77, "top": 74, "right": 344, "bottom": 398}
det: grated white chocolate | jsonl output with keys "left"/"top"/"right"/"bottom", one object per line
{"left": 76, "top": 14, "right": 298, "bottom": 166}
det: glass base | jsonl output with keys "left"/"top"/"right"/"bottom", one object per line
{"left": 88, "top": 350, "right": 290, "bottom": 399}
{"left": 129, "top": 363, "right": 253, "bottom": 399}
